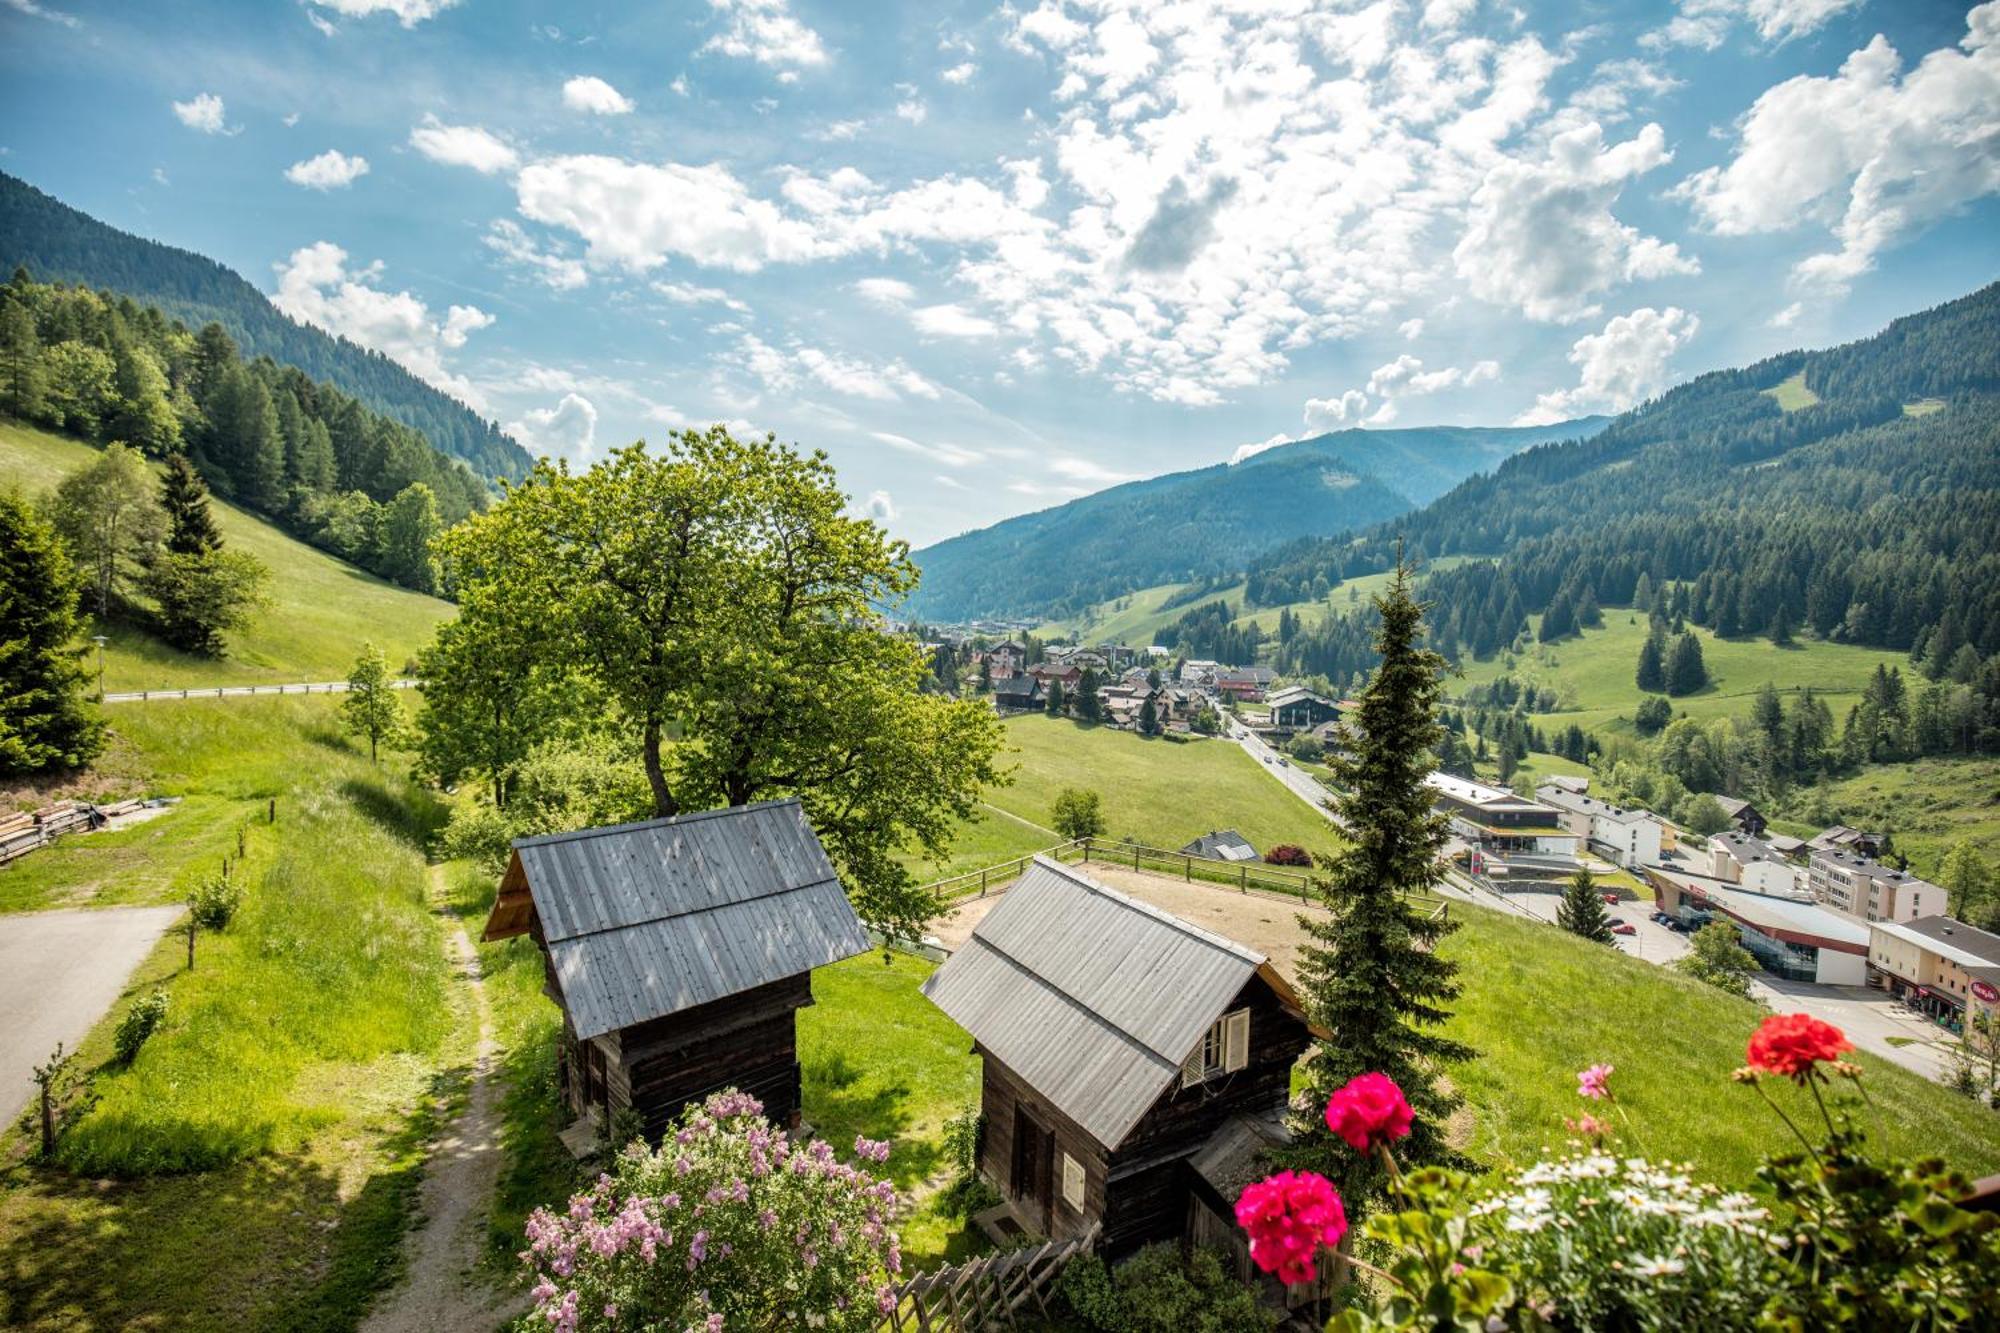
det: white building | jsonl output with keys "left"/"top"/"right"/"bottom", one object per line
{"left": 1646, "top": 866, "right": 1869, "bottom": 986}
{"left": 1535, "top": 786, "right": 1666, "bottom": 869}
{"left": 1708, "top": 832, "right": 1808, "bottom": 900}
{"left": 1428, "top": 773, "right": 1579, "bottom": 871}
{"left": 1809, "top": 850, "right": 1946, "bottom": 924}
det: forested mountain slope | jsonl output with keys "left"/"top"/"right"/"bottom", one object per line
{"left": 906, "top": 418, "right": 1602, "bottom": 622}
{"left": 1250, "top": 281, "right": 2000, "bottom": 683}
{"left": 0, "top": 172, "right": 530, "bottom": 481}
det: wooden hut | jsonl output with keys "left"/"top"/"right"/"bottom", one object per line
{"left": 480, "top": 798, "right": 871, "bottom": 1140}
{"left": 921, "top": 856, "right": 1319, "bottom": 1258}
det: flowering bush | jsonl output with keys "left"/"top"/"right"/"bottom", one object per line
{"left": 1264, "top": 844, "right": 1312, "bottom": 867}
{"left": 519, "top": 1090, "right": 903, "bottom": 1331}
{"left": 1233, "top": 1169, "right": 1348, "bottom": 1283}
{"left": 1322, "top": 1072, "right": 1413, "bottom": 1153}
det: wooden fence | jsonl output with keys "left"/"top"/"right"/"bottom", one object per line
{"left": 929, "top": 836, "right": 1322, "bottom": 903}
{"left": 878, "top": 1224, "right": 1099, "bottom": 1331}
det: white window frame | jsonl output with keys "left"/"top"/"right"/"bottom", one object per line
{"left": 1181, "top": 1008, "right": 1251, "bottom": 1088}
{"left": 1061, "top": 1151, "right": 1086, "bottom": 1211}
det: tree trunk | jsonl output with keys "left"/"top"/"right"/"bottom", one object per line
{"left": 642, "top": 716, "right": 677, "bottom": 818}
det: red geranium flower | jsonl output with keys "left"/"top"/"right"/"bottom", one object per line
{"left": 1323, "top": 1072, "right": 1414, "bottom": 1153}
{"left": 1235, "top": 1170, "right": 1348, "bottom": 1285}
{"left": 1746, "top": 1013, "right": 1852, "bottom": 1081}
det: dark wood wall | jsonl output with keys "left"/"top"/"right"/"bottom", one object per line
{"left": 559, "top": 972, "right": 816, "bottom": 1141}
{"left": 977, "top": 971, "right": 1311, "bottom": 1257}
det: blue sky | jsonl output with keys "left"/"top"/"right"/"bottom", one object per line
{"left": 2, "top": 0, "right": 1996, "bottom": 547}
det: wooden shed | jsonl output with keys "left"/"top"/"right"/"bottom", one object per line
{"left": 921, "top": 856, "right": 1319, "bottom": 1258}
{"left": 480, "top": 798, "right": 872, "bottom": 1140}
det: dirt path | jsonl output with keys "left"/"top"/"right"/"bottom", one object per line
{"left": 361, "top": 866, "right": 520, "bottom": 1333}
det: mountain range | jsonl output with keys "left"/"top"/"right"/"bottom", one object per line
{"left": 0, "top": 172, "right": 531, "bottom": 482}
{"left": 905, "top": 418, "right": 1605, "bottom": 623}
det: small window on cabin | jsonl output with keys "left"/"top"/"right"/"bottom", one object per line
{"left": 1181, "top": 1008, "right": 1251, "bottom": 1087}
{"left": 1061, "top": 1152, "right": 1085, "bottom": 1210}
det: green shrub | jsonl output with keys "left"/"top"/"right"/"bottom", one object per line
{"left": 1056, "top": 1253, "right": 1123, "bottom": 1330}
{"left": 112, "top": 990, "right": 169, "bottom": 1065}
{"left": 1058, "top": 1245, "right": 1277, "bottom": 1332}
{"left": 937, "top": 1106, "right": 1001, "bottom": 1219}
{"left": 187, "top": 872, "right": 242, "bottom": 930}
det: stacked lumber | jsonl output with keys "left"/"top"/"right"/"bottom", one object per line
{"left": 0, "top": 810, "right": 43, "bottom": 864}
{"left": 33, "top": 800, "right": 93, "bottom": 838}
{"left": 96, "top": 798, "right": 145, "bottom": 819}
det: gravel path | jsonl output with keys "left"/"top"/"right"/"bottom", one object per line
{"left": 0, "top": 904, "right": 183, "bottom": 1122}
{"left": 361, "top": 867, "right": 522, "bottom": 1333}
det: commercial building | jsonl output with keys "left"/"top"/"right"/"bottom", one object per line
{"left": 1644, "top": 865, "right": 1869, "bottom": 985}
{"left": 1428, "top": 773, "right": 1578, "bottom": 876}
{"left": 1808, "top": 850, "right": 1946, "bottom": 924}
{"left": 1866, "top": 915, "right": 2000, "bottom": 1027}
{"left": 1535, "top": 785, "right": 1667, "bottom": 869}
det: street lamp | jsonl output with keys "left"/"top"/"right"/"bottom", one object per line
{"left": 91, "top": 634, "right": 107, "bottom": 699}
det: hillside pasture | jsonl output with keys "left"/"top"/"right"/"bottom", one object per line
{"left": 0, "top": 420, "right": 452, "bottom": 690}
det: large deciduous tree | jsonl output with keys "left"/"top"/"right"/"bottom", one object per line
{"left": 427, "top": 429, "right": 1006, "bottom": 939}
{"left": 47, "top": 441, "right": 163, "bottom": 618}
{"left": 0, "top": 489, "right": 104, "bottom": 775}
{"left": 340, "top": 642, "right": 405, "bottom": 763}
{"left": 1295, "top": 559, "right": 1471, "bottom": 1208}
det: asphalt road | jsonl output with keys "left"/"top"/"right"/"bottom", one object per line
{"left": 0, "top": 905, "right": 184, "bottom": 1121}
{"left": 1229, "top": 722, "right": 1349, "bottom": 831}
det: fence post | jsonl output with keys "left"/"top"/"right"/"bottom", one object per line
{"left": 1133, "top": 843, "right": 1140, "bottom": 871}
{"left": 1184, "top": 854, "right": 1190, "bottom": 882}
{"left": 1240, "top": 865, "right": 1247, "bottom": 893}
{"left": 980, "top": 867, "right": 987, "bottom": 898}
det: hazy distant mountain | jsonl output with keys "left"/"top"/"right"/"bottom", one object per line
{"left": 905, "top": 419, "right": 1606, "bottom": 623}
{"left": 0, "top": 172, "right": 531, "bottom": 481}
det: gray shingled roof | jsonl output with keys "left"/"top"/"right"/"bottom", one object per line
{"left": 510, "top": 799, "right": 871, "bottom": 1042}
{"left": 921, "top": 856, "right": 1268, "bottom": 1149}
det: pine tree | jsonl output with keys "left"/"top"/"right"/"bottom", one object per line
{"left": 1636, "top": 628, "right": 1667, "bottom": 693}
{"left": 1557, "top": 866, "right": 1614, "bottom": 943}
{"left": 1075, "top": 667, "right": 1100, "bottom": 721}
{"left": 0, "top": 299, "right": 47, "bottom": 421}
{"left": 1665, "top": 630, "right": 1708, "bottom": 696}
{"left": 1045, "top": 678, "right": 1065, "bottom": 716}
{"left": 1138, "top": 694, "right": 1159, "bottom": 735}
{"left": 160, "top": 453, "right": 222, "bottom": 555}
{"left": 0, "top": 490, "right": 104, "bottom": 775}
{"left": 1295, "top": 560, "right": 1472, "bottom": 1207}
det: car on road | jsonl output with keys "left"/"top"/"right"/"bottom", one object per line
{"left": 1276, "top": 757, "right": 1289, "bottom": 767}
{"left": 1610, "top": 921, "right": 1637, "bottom": 936}
{"left": 1601, "top": 892, "right": 1620, "bottom": 905}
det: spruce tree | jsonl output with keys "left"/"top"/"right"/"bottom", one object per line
{"left": 1295, "top": 560, "right": 1472, "bottom": 1206}
{"left": 160, "top": 454, "right": 221, "bottom": 555}
{"left": 1557, "top": 867, "right": 1614, "bottom": 943}
{"left": 1665, "top": 630, "right": 1707, "bottom": 696}
{"left": 0, "top": 490, "right": 105, "bottom": 775}
{"left": 1635, "top": 628, "right": 1667, "bottom": 692}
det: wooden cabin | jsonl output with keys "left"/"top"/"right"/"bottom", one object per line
{"left": 480, "top": 798, "right": 872, "bottom": 1141}
{"left": 921, "top": 856, "right": 1319, "bottom": 1259}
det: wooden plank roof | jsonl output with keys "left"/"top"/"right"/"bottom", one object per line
{"left": 921, "top": 855, "right": 1309, "bottom": 1150}
{"left": 480, "top": 798, "right": 871, "bottom": 1041}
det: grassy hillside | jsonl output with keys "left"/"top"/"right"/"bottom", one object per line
{"left": 1819, "top": 757, "right": 2000, "bottom": 876}
{"left": 1455, "top": 612, "right": 1906, "bottom": 734}
{"left": 0, "top": 420, "right": 452, "bottom": 689}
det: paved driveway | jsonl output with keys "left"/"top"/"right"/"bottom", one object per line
{"left": 0, "top": 905, "right": 184, "bottom": 1120}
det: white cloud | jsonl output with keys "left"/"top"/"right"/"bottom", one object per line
{"left": 872, "top": 431, "right": 987, "bottom": 468}
{"left": 409, "top": 117, "right": 518, "bottom": 174}
{"left": 284, "top": 149, "right": 370, "bottom": 190}
{"left": 172, "top": 92, "right": 230, "bottom": 134}
{"left": 895, "top": 97, "right": 928, "bottom": 124}
{"left": 1303, "top": 390, "right": 1370, "bottom": 433}
{"left": 4, "top": 0, "right": 80, "bottom": 28}
{"left": 310, "top": 0, "right": 456, "bottom": 27}
{"left": 307, "top": 9, "right": 337, "bottom": 36}
{"left": 1644, "top": 0, "right": 1864, "bottom": 50}
{"left": 863, "top": 490, "right": 897, "bottom": 522}
{"left": 514, "top": 155, "right": 824, "bottom": 273}
{"left": 670, "top": 75, "right": 691, "bottom": 97}
{"left": 1769, "top": 301, "right": 1804, "bottom": 328}
{"left": 507, "top": 392, "right": 598, "bottom": 460}
{"left": 942, "top": 61, "right": 978, "bottom": 85}
{"left": 702, "top": 0, "right": 828, "bottom": 70}
{"left": 725, "top": 338, "right": 942, "bottom": 404}
{"left": 815, "top": 119, "right": 865, "bottom": 141}
{"left": 485, "top": 220, "right": 589, "bottom": 290}
{"left": 1398, "top": 318, "right": 1425, "bottom": 340}
{"left": 1674, "top": 7, "right": 2000, "bottom": 291}
{"left": 563, "top": 75, "right": 634, "bottom": 115}
{"left": 855, "top": 276, "right": 916, "bottom": 307}
{"left": 283, "top": 111, "right": 302, "bottom": 127}
{"left": 1516, "top": 306, "right": 1699, "bottom": 424}
{"left": 1455, "top": 121, "right": 1696, "bottom": 322}
{"left": 1229, "top": 431, "right": 1298, "bottom": 464}
{"left": 1047, "top": 454, "right": 1138, "bottom": 485}
{"left": 151, "top": 166, "right": 169, "bottom": 186}
{"left": 272, "top": 241, "right": 494, "bottom": 410}
{"left": 911, "top": 303, "right": 997, "bottom": 338}
{"left": 654, "top": 279, "right": 749, "bottom": 312}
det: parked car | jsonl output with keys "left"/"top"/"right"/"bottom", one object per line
{"left": 1601, "top": 892, "right": 1620, "bottom": 905}
{"left": 1611, "top": 921, "right": 1637, "bottom": 936}
{"left": 1666, "top": 920, "right": 1689, "bottom": 933}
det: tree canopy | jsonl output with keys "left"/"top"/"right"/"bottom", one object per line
{"left": 0, "top": 489, "right": 103, "bottom": 774}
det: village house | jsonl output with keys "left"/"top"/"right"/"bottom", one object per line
{"left": 1534, "top": 785, "right": 1667, "bottom": 870}
{"left": 1215, "top": 666, "right": 1275, "bottom": 702}
{"left": 1808, "top": 825, "right": 1888, "bottom": 859}
{"left": 980, "top": 640, "right": 1028, "bottom": 679}
{"left": 1178, "top": 659, "right": 1222, "bottom": 686}
{"left": 1706, "top": 831, "right": 1807, "bottom": 900}
{"left": 1266, "top": 685, "right": 1343, "bottom": 732}
{"left": 1808, "top": 849, "right": 1946, "bottom": 924}
{"left": 1428, "top": 773, "right": 1578, "bottom": 876}
{"left": 1025, "top": 661, "right": 1082, "bottom": 691}
{"left": 1180, "top": 830, "right": 1260, "bottom": 863}
{"left": 1643, "top": 864, "right": 1869, "bottom": 985}
{"left": 478, "top": 799, "right": 872, "bottom": 1142}
{"left": 991, "top": 674, "right": 1045, "bottom": 713}
{"left": 920, "top": 857, "right": 1319, "bottom": 1262}
{"left": 1707, "top": 795, "right": 1767, "bottom": 837}
{"left": 1866, "top": 915, "right": 2000, "bottom": 1026}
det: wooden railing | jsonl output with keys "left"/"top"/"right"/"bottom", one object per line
{"left": 927, "top": 836, "right": 1324, "bottom": 903}
{"left": 878, "top": 1223, "right": 1099, "bottom": 1331}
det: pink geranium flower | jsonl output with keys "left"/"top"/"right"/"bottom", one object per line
{"left": 1577, "top": 1063, "right": 1614, "bottom": 1100}
{"left": 1235, "top": 1170, "right": 1348, "bottom": 1284}
{"left": 1323, "top": 1072, "right": 1414, "bottom": 1153}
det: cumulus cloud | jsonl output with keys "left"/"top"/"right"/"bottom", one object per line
{"left": 409, "top": 117, "right": 518, "bottom": 174}
{"left": 654, "top": 279, "right": 748, "bottom": 312}
{"left": 563, "top": 75, "right": 634, "bottom": 115}
{"left": 863, "top": 490, "right": 897, "bottom": 522}
{"left": 911, "top": 303, "right": 997, "bottom": 338}
{"left": 514, "top": 156, "right": 824, "bottom": 273}
{"left": 310, "top": 0, "right": 457, "bottom": 27}
{"left": 172, "top": 92, "right": 230, "bottom": 134}
{"left": 1517, "top": 306, "right": 1699, "bottom": 424}
{"left": 725, "top": 337, "right": 942, "bottom": 404}
{"left": 942, "top": 61, "right": 978, "bottom": 85}
{"left": 895, "top": 97, "right": 928, "bottom": 124}
{"left": 1398, "top": 318, "right": 1425, "bottom": 340}
{"left": 1644, "top": 0, "right": 1864, "bottom": 51}
{"left": 1673, "top": 6, "right": 2000, "bottom": 290}
{"left": 507, "top": 392, "right": 598, "bottom": 460}
{"left": 702, "top": 0, "right": 828, "bottom": 70}
{"left": 1455, "top": 121, "right": 1696, "bottom": 322}
{"left": 272, "top": 241, "right": 494, "bottom": 410}
{"left": 854, "top": 276, "right": 916, "bottom": 307}
{"left": 284, "top": 149, "right": 370, "bottom": 190}
{"left": 1303, "top": 390, "right": 1370, "bottom": 432}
